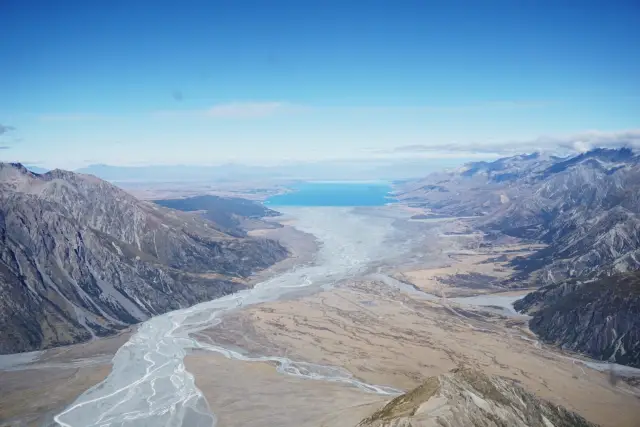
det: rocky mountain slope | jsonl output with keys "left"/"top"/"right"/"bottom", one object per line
{"left": 398, "top": 148, "right": 640, "bottom": 367}
{"left": 397, "top": 148, "right": 640, "bottom": 285}
{"left": 514, "top": 272, "right": 640, "bottom": 368}
{"left": 0, "top": 163, "right": 287, "bottom": 354}
{"left": 357, "top": 368, "right": 595, "bottom": 427}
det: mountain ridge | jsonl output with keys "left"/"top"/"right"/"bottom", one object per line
{"left": 397, "top": 147, "right": 640, "bottom": 285}
{"left": 514, "top": 271, "right": 640, "bottom": 368}
{"left": 397, "top": 148, "right": 640, "bottom": 368}
{"left": 357, "top": 368, "right": 596, "bottom": 427}
{"left": 0, "top": 163, "right": 287, "bottom": 353}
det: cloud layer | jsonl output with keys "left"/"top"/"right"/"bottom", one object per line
{"left": 205, "top": 101, "right": 290, "bottom": 118}
{"left": 393, "top": 130, "right": 640, "bottom": 156}
{"left": 38, "top": 113, "right": 110, "bottom": 122}
{"left": 155, "top": 101, "right": 300, "bottom": 119}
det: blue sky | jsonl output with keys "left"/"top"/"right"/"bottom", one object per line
{"left": 1, "top": 0, "right": 639, "bottom": 168}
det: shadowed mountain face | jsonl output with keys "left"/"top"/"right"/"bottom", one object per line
{"left": 154, "top": 195, "right": 281, "bottom": 237}
{"left": 358, "top": 368, "right": 596, "bottom": 427}
{"left": 515, "top": 272, "right": 640, "bottom": 368}
{"left": 0, "top": 163, "right": 287, "bottom": 354}
{"left": 397, "top": 148, "right": 640, "bottom": 285}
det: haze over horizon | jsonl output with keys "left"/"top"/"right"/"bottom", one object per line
{"left": 1, "top": 0, "right": 639, "bottom": 170}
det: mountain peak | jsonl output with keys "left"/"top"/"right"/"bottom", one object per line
{"left": 0, "top": 162, "right": 39, "bottom": 184}
{"left": 1, "top": 162, "right": 31, "bottom": 173}
{"left": 358, "top": 368, "right": 595, "bottom": 427}
{"left": 42, "top": 167, "right": 98, "bottom": 182}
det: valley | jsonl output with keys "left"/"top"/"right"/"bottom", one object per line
{"left": 2, "top": 202, "right": 638, "bottom": 426}
{"left": 4, "top": 3, "right": 638, "bottom": 425}
{"left": 3, "top": 150, "right": 640, "bottom": 427}
{"left": 187, "top": 211, "right": 640, "bottom": 427}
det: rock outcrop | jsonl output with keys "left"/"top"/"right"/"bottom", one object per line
{"left": 358, "top": 368, "right": 596, "bottom": 427}
{"left": 514, "top": 272, "right": 640, "bottom": 368}
{"left": 0, "top": 163, "right": 287, "bottom": 353}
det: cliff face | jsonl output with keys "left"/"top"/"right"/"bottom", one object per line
{"left": 357, "top": 368, "right": 596, "bottom": 427}
{"left": 515, "top": 272, "right": 640, "bottom": 368}
{"left": 0, "top": 163, "right": 287, "bottom": 353}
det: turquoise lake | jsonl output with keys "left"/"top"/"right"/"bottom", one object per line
{"left": 265, "top": 182, "right": 393, "bottom": 206}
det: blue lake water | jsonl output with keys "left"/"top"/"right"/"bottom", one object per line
{"left": 265, "top": 182, "right": 394, "bottom": 206}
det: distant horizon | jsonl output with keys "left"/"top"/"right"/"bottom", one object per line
{"left": 8, "top": 144, "right": 638, "bottom": 183}
{"left": 14, "top": 143, "right": 640, "bottom": 170}
{"left": 5, "top": 129, "right": 640, "bottom": 171}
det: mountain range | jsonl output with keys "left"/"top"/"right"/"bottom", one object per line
{"left": 4, "top": 150, "right": 640, "bottom": 367}
{"left": 397, "top": 148, "right": 640, "bottom": 285}
{"left": 397, "top": 148, "right": 640, "bottom": 367}
{"left": 0, "top": 163, "right": 287, "bottom": 354}
{"left": 1, "top": 150, "right": 638, "bottom": 426}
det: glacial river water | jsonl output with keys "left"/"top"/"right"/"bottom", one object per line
{"left": 53, "top": 207, "right": 411, "bottom": 427}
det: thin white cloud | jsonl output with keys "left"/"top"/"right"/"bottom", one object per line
{"left": 392, "top": 129, "right": 640, "bottom": 156}
{"left": 152, "top": 99, "right": 545, "bottom": 119}
{"left": 206, "top": 101, "right": 288, "bottom": 118}
{"left": 38, "top": 113, "right": 110, "bottom": 122}
{"left": 155, "top": 101, "right": 303, "bottom": 119}
{"left": 334, "top": 100, "right": 552, "bottom": 114}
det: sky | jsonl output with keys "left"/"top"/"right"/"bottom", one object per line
{"left": 0, "top": 0, "right": 639, "bottom": 169}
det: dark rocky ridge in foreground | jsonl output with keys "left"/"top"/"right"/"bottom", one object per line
{"left": 0, "top": 163, "right": 287, "bottom": 354}
{"left": 515, "top": 272, "right": 640, "bottom": 368}
{"left": 358, "top": 368, "right": 596, "bottom": 427}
